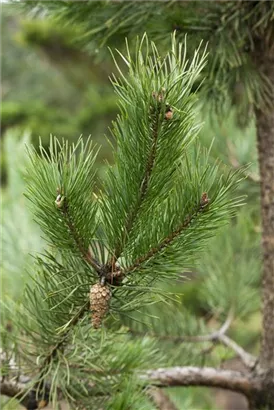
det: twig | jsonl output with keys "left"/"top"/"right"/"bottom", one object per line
{"left": 147, "top": 386, "right": 179, "bottom": 410}
{"left": 218, "top": 334, "right": 257, "bottom": 369}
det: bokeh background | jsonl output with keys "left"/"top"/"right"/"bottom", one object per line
{"left": 1, "top": 3, "right": 262, "bottom": 409}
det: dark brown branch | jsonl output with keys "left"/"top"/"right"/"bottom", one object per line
{"left": 140, "top": 366, "right": 261, "bottom": 397}
{"left": 147, "top": 387, "right": 179, "bottom": 410}
{"left": 1, "top": 379, "right": 21, "bottom": 398}
{"left": 1, "top": 378, "right": 31, "bottom": 409}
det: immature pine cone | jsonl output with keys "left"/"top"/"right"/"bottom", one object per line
{"left": 89, "top": 283, "right": 111, "bottom": 329}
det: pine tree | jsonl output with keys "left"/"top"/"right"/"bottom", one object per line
{"left": 12, "top": 1, "right": 273, "bottom": 408}
{"left": 1, "top": 34, "right": 253, "bottom": 410}
{"left": 2, "top": 0, "right": 274, "bottom": 409}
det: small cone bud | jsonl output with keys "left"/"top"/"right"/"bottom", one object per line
{"left": 165, "top": 106, "right": 173, "bottom": 120}
{"left": 200, "top": 192, "right": 210, "bottom": 208}
{"left": 55, "top": 188, "right": 65, "bottom": 209}
{"left": 89, "top": 283, "right": 111, "bottom": 329}
{"left": 165, "top": 109, "right": 173, "bottom": 120}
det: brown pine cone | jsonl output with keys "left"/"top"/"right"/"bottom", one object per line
{"left": 89, "top": 283, "right": 111, "bottom": 329}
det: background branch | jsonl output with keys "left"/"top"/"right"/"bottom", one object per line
{"left": 130, "top": 310, "right": 257, "bottom": 369}
{"left": 218, "top": 334, "right": 257, "bottom": 369}
{"left": 140, "top": 366, "right": 260, "bottom": 397}
{"left": 147, "top": 387, "right": 179, "bottom": 410}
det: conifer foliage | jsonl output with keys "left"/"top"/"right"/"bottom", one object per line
{"left": 1, "top": 36, "right": 244, "bottom": 409}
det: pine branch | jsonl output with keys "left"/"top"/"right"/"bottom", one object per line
{"left": 110, "top": 94, "right": 163, "bottom": 267}
{"left": 0, "top": 303, "right": 90, "bottom": 408}
{"left": 140, "top": 366, "right": 261, "bottom": 397}
{"left": 40, "top": 301, "right": 89, "bottom": 367}
{"left": 25, "top": 137, "right": 100, "bottom": 276}
{"left": 1, "top": 327, "right": 157, "bottom": 409}
{"left": 124, "top": 193, "right": 209, "bottom": 275}
{"left": 3, "top": 35, "right": 251, "bottom": 408}
{"left": 30, "top": 301, "right": 90, "bottom": 406}
{"left": 59, "top": 198, "right": 102, "bottom": 274}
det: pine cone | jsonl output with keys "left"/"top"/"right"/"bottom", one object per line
{"left": 89, "top": 283, "right": 111, "bottom": 329}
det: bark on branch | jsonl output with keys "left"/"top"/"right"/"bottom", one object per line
{"left": 0, "top": 377, "right": 49, "bottom": 410}
{"left": 140, "top": 366, "right": 261, "bottom": 397}
{"left": 1, "top": 365, "right": 263, "bottom": 409}
{"left": 218, "top": 334, "right": 257, "bottom": 370}
{"left": 1, "top": 379, "right": 29, "bottom": 408}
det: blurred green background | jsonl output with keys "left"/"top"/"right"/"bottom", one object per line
{"left": 1, "top": 4, "right": 261, "bottom": 410}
